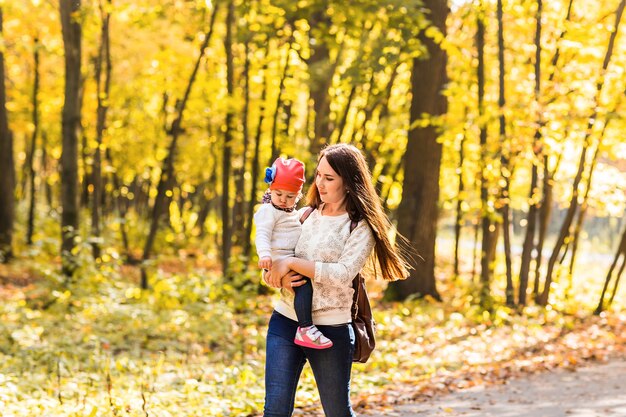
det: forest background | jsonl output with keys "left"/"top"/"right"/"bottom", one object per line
{"left": 0, "top": 0, "right": 625, "bottom": 415}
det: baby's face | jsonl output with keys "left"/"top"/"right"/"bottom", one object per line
{"left": 270, "top": 189, "right": 299, "bottom": 209}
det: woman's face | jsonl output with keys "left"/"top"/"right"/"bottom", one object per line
{"left": 315, "top": 156, "right": 347, "bottom": 206}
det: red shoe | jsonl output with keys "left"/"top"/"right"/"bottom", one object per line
{"left": 294, "top": 325, "right": 333, "bottom": 349}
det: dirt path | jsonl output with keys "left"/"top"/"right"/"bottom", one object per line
{"left": 366, "top": 359, "right": 626, "bottom": 417}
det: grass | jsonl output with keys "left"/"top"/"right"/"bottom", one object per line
{"left": 0, "top": 234, "right": 624, "bottom": 416}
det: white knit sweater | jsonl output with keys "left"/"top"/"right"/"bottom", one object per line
{"left": 275, "top": 206, "right": 375, "bottom": 325}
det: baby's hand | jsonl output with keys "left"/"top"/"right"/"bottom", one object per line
{"left": 258, "top": 257, "right": 272, "bottom": 270}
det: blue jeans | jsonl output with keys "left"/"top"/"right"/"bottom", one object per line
{"left": 264, "top": 311, "right": 356, "bottom": 417}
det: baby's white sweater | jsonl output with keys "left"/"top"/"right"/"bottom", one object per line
{"left": 253, "top": 203, "right": 301, "bottom": 261}
{"left": 275, "top": 207, "right": 375, "bottom": 325}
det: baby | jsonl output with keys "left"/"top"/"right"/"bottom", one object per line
{"left": 254, "top": 157, "right": 332, "bottom": 349}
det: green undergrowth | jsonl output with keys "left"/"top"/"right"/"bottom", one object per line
{"left": 0, "top": 253, "right": 623, "bottom": 417}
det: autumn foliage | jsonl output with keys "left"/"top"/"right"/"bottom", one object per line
{"left": 0, "top": 0, "right": 625, "bottom": 415}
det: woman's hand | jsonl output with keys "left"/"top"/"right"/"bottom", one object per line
{"left": 266, "top": 258, "right": 293, "bottom": 288}
{"left": 262, "top": 258, "right": 307, "bottom": 291}
{"left": 280, "top": 270, "right": 306, "bottom": 295}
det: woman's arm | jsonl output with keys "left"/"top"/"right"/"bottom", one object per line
{"left": 269, "top": 221, "right": 375, "bottom": 288}
{"left": 263, "top": 268, "right": 306, "bottom": 293}
{"left": 286, "top": 257, "right": 316, "bottom": 278}
{"left": 312, "top": 222, "right": 375, "bottom": 285}
{"left": 267, "top": 257, "right": 314, "bottom": 288}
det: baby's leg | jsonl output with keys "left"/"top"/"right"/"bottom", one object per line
{"left": 293, "top": 278, "right": 333, "bottom": 349}
{"left": 293, "top": 277, "right": 313, "bottom": 327}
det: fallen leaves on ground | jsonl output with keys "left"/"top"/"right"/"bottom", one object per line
{"left": 0, "top": 259, "right": 624, "bottom": 417}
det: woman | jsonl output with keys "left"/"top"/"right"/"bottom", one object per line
{"left": 263, "top": 143, "right": 411, "bottom": 417}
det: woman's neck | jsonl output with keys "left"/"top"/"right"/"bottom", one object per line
{"left": 321, "top": 202, "right": 347, "bottom": 216}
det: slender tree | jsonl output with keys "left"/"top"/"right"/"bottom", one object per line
{"left": 269, "top": 39, "right": 293, "bottom": 162}
{"left": 518, "top": 0, "right": 543, "bottom": 305}
{"left": 26, "top": 37, "right": 41, "bottom": 246}
{"left": 453, "top": 114, "right": 467, "bottom": 278}
{"left": 595, "top": 220, "right": 626, "bottom": 314}
{"left": 567, "top": 121, "right": 611, "bottom": 279}
{"left": 221, "top": 0, "right": 235, "bottom": 276}
{"left": 528, "top": 0, "right": 573, "bottom": 303}
{"left": 495, "top": 0, "right": 514, "bottom": 306}
{"left": 41, "top": 132, "right": 53, "bottom": 208}
{"left": 59, "top": 0, "right": 82, "bottom": 276}
{"left": 244, "top": 60, "right": 269, "bottom": 259}
{"left": 475, "top": 3, "right": 495, "bottom": 307}
{"left": 356, "top": 61, "right": 401, "bottom": 171}
{"left": 0, "top": 7, "right": 14, "bottom": 262}
{"left": 232, "top": 36, "right": 251, "bottom": 252}
{"left": 105, "top": 150, "right": 133, "bottom": 262}
{"left": 92, "top": 0, "right": 112, "bottom": 259}
{"left": 385, "top": 0, "right": 447, "bottom": 301}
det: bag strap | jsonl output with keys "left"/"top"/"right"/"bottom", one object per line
{"left": 348, "top": 219, "right": 360, "bottom": 319}
{"left": 352, "top": 274, "right": 363, "bottom": 320}
{"left": 299, "top": 206, "right": 316, "bottom": 224}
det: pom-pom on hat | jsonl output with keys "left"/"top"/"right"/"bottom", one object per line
{"left": 264, "top": 157, "right": 306, "bottom": 193}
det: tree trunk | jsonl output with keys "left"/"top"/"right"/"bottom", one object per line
{"left": 363, "top": 81, "right": 399, "bottom": 180}
{"left": 568, "top": 123, "right": 609, "bottom": 279}
{"left": 333, "top": 28, "right": 368, "bottom": 146}
{"left": 81, "top": 113, "right": 90, "bottom": 208}
{"left": 0, "top": 8, "right": 14, "bottom": 262}
{"left": 92, "top": 0, "right": 112, "bottom": 259}
{"left": 539, "top": 0, "right": 625, "bottom": 305}
{"left": 60, "top": 0, "right": 82, "bottom": 276}
{"left": 232, "top": 37, "right": 251, "bottom": 251}
{"left": 358, "top": 62, "right": 400, "bottom": 173}
{"left": 244, "top": 60, "right": 269, "bottom": 260}
{"left": 381, "top": 158, "right": 402, "bottom": 212}
{"left": 472, "top": 217, "right": 480, "bottom": 282}
{"left": 475, "top": 6, "right": 494, "bottom": 307}
{"left": 26, "top": 37, "right": 41, "bottom": 246}
{"left": 532, "top": 156, "right": 551, "bottom": 298}
{"left": 309, "top": 50, "right": 332, "bottom": 155}
{"left": 385, "top": 0, "right": 447, "bottom": 301}
{"left": 41, "top": 132, "right": 53, "bottom": 208}
{"left": 539, "top": 145, "right": 586, "bottom": 305}
{"left": 105, "top": 150, "right": 133, "bottom": 262}
{"left": 518, "top": 0, "right": 542, "bottom": 306}
{"left": 530, "top": 0, "right": 573, "bottom": 302}
{"left": 269, "top": 40, "right": 292, "bottom": 162}
{"left": 453, "top": 124, "right": 466, "bottom": 278}
{"left": 350, "top": 82, "right": 374, "bottom": 149}
{"left": 221, "top": 0, "right": 235, "bottom": 276}
{"left": 140, "top": 3, "right": 219, "bottom": 288}
{"left": 307, "top": 11, "right": 344, "bottom": 157}
{"left": 595, "top": 221, "right": 626, "bottom": 314}
{"left": 496, "top": 0, "right": 514, "bottom": 306}
{"left": 333, "top": 84, "right": 356, "bottom": 145}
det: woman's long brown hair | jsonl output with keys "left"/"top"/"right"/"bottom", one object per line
{"left": 306, "top": 143, "right": 412, "bottom": 281}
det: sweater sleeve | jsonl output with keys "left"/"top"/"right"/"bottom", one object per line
{"left": 313, "top": 220, "right": 375, "bottom": 286}
{"left": 253, "top": 204, "right": 276, "bottom": 259}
